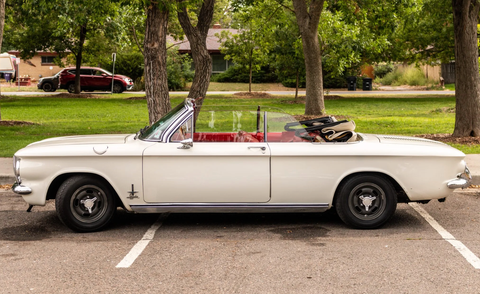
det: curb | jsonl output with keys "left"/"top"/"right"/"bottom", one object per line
{"left": 0, "top": 175, "right": 15, "bottom": 185}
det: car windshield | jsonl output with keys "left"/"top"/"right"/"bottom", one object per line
{"left": 138, "top": 102, "right": 187, "bottom": 141}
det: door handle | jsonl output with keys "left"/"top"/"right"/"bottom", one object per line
{"left": 248, "top": 146, "right": 266, "bottom": 151}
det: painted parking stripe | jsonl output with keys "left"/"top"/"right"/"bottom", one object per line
{"left": 116, "top": 213, "right": 169, "bottom": 268}
{"left": 409, "top": 203, "right": 480, "bottom": 269}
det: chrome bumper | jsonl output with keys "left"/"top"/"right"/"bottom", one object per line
{"left": 447, "top": 166, "right": 472, "bottom": 189}
{"left": 12, "top": 182, "right": 32, "bottom": 195}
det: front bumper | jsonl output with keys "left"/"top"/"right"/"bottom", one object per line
{"left": 12, "top": 182, "right": 32, "bottom": 195}
{"left": 126, "top": 84, "right": 134, "bottom": 91}
{"left": 447, "top": 165, "right": 472, "bottom": 189}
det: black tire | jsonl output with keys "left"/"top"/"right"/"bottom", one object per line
{"left": 335, "top": 174, "right": 397, "bottom": 229}
{"left": 112, "top": 82, "right": 124, "bottom": 93}
{"left": 42, "top": 82, "right": 54, "bottom": 92}
{"left": 67, "top": 83, "right": 77, "bottom": 93}
{"left": 55, "top": 175, "right": 116, "bottom": 232}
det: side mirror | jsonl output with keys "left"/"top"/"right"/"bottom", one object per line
{"left": 102, "top": 73, "right": 107, "bottom": 77}
{"left": 177, "top": 138, "right": 193, "bottom": 149}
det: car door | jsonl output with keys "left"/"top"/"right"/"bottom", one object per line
{"left": 142, "top": 112, "right": 271, "bottom": 203}
{"left": 79, "top": 68, "right": 93, "bottom": 87}
{"left": 92, "top": 69, "right": 112, "bottom": 90}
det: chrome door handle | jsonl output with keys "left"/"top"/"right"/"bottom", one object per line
{"left": 248, "top": 146, "right": 266, "bottom": 151}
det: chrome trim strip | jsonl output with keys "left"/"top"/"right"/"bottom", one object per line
{"left": 12, "top": 182, "right": 32, "bottom": 195}
{"left": 130, "top": 203, "right": 329, "bottom": 213}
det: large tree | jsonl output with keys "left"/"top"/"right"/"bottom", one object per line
{"left": 144, "top": 2, "right": 171, "bottom": 125}
{"left": 6, "top": 0, "right": 119, "bottom": 94}
{"left": 292, "top": 0, "right": 325, "bottom": 115}
{"left": 176, "top": 0, "right": 215, "bottom": 111}
{"left": 451, "top": 0, "right": 480, "bottom": 136}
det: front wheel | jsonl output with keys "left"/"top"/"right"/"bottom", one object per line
{"left": 335, "top": 174, "right": 397, "bottom": 229}
{"left": 42, "top": 82, "right": 54, "bottom": 92}
{"left": 55, "top": 175, "right": 116, "bottom": 232}
{"left": 112, "top": 82, "right": 124, "bottom": 93}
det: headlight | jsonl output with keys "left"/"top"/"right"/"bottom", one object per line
{"left": 13, "top": 156, "right": 21, "bottom": 184}
{"left": 123, "top": 77, "right": 130, "bottom": 83}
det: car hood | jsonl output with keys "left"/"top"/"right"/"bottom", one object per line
{"left": 26, "top": 134, "right": 131, "bottom": 148}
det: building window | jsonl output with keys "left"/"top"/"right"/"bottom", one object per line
{"left": 212, "top": 54, "right": 227, "bottom": 73}
{"left": 41, "top": 56, "right": 55, "bottom": 64}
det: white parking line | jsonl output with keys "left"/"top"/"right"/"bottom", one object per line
{"left": 409, "top": 203, "right": 480, "bottom": 269}
{"left": 116, "top": 213, "right": 169, "bottom": 268}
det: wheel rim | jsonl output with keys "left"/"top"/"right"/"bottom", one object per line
{"left": 70, "top": 185, "right": 108, "bottom": 224}
{"left": 113, "top": 84, "right": 122, "bottom": 93}
{"left": 68, "top": 84, "right": 75, "bottom": 93}
{"left": 347, "top": 182, "right": 387, "bottom": 220}
{"left": 43, "top": 83, "right": 52, "bottom": 91}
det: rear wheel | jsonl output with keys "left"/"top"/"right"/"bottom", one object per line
{"left": 55, "top": 175, "right": 116, "bottom": 232}
{"left": 67, "top": 83, "right": 78, "bottom": 93}
{"left": 335, "top": 174, "right": 397, "bottom": 229}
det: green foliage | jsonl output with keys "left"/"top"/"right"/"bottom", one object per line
{"left": 375, "top": 66, "right": 437, "bottom": 86}
{"left": 373, "top": 63, "right": 395, "bottom": 79}
{"left": 211, "top": 65, "right": 277, "bottom": 83}
{"left": 166, "top": 48, "right": 194, "bottom": 91}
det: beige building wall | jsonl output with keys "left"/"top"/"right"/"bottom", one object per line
{"left": 8, "top": 51, "right": 70, "bottom": 81}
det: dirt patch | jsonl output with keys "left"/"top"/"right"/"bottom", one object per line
{"left": 0, "top": 120, "right": 37, "bottom": 126}
{"left": 233, "top": 92, "right": 273, "bottom": 98}
{"left": 52, "top": 93, "right": 103, "bottom": 99}
{"left": 415, "top": 134, "right": 480, "bottom": 145}
{"left": 126, "top": 96, "right": 146, "bottom": 100}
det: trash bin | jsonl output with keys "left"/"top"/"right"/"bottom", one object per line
{"left": 4, "top": 73, "right": 11, "bottom": 82}
{"left": 347, "top": 76, "right": 357, "bottom": 91}
{"left": 363, "top": 77, "right": 372, "bottom": 91}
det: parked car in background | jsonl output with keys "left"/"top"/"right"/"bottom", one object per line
{"left": 37, "top": 69, "right": 64, "bottom": 92}
{"left": 11, "top": 98, "right": 471, "bottom": 232}
{"left": 59, "top": 67, "right": 134, "bottom": 93}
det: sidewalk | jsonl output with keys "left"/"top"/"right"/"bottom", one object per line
{"left": 1, "top": 155, "right": 480, "bottom": 186}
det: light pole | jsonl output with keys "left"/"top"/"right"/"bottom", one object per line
{"left": 111, "top": 53, "right": 116, "bottom": 94}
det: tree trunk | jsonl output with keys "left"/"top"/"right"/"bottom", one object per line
{"left": 74, "top": 25, "right": 87, "bottom": 94}
{"left": 452, "top": 0, "right": 480, "bottom": 137}
{"left": 0, "top": 0, "right": 6, "bottom": 121}
{"left": 292, "top": 0, "right": 325, "bottom": 115}
{"left": 144, "top": 3, "right": 170, "bottom": 125}
{"left": 177, "top": 0, "right": 215, "bottom": 113}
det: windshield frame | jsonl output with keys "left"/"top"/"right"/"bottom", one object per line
{"left": 138, "top": 100, "right": 193, "bottom": 142}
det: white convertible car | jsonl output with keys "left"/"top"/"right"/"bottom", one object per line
{"left": 12, "top": 98, "right": 471, "bottom": 232}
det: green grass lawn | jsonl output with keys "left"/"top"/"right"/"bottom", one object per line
{"left": 0, "top": 93, "right": 475, "bottom": 157}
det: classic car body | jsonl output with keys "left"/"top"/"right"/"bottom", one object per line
{"left": 12, "top": 98, "right": 471, "bottom": 232}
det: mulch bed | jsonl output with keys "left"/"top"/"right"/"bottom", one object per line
{"left": 281, "top": 95, "right": 345, "bottom": 104}
{"left": 415, "top": 134, "right": 480, "bottom": 145}
{"left": 0, "top": 120, "right": 37, "bottom": 126}
{"left": 293, "top": 114, "right": 349, "bottom": 121}
{"left": 52, "top": 93, "right": 103, "bottom": 99}
{"left": 126, "top": 96, "right": 147, "bottom": 100}
{"left": 233, "top": 92, "right": 273, "bottom": 98}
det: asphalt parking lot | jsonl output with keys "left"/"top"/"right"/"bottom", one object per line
{"left": 1, "top": 189, "right": 480, "bottom": 293}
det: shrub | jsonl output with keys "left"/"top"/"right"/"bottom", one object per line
{"left": 375, "top": 66, "right": 436, "bottom": 86}
{"left": 373, "top": 63, "right": 395, "bottom": 79}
